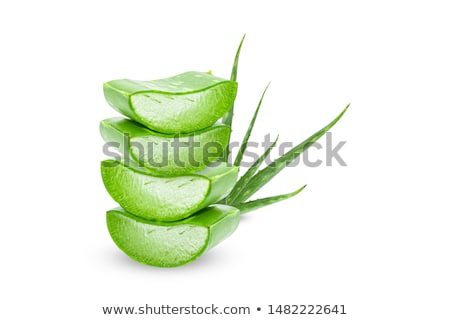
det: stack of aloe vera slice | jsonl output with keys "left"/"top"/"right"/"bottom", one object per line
{"left": 101, "top": 37, "right": 349, "bottom": 267}
{"left": 101, "top": 71, "right": 241, "bottom": 267}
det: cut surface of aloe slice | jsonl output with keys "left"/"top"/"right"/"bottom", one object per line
{"left": 101, "top": 160, "right": 238, "bottom": 221}
{"left": 103, "top": 71, "right": 238, "bottom": 133}
{"left": 107, "top": 205, "right": 240, "bottom": 267}
{"left": 100, "top": 117, "right": 230, "bottom": 175}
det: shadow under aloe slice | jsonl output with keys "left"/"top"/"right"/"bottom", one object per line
{"left": 107, "top": 205, "right": 240, "bottom": 267}
{"left": 100, "top": 117, "right": 230, "bottom": 175}
{"left": 101, "top": 160, "right": 238, "bottom": 222}
{"left": 103, "top": 71, "right": 238, "bottom": 133}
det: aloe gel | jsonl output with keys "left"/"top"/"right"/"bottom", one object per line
{"left": 100, "top": 117, "right": 230, "bottom": 175}
{"left": 107, "top": 205, "right": 240, "bottom": 267}
{"left": 101, "top": 160, "right": 238, "bottom": 221}
{"left": 103, "top": 71, "right": 238, "bottom": 133}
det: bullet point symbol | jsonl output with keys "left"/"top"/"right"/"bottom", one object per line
{"left": 257, "top": 307, "right": 261, "bottom": 311}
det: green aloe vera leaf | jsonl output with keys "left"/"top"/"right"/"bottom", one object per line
{"left": 232, "top": 105, "right": 350, "bottom": 203}
{"left": 224, "top": 135, "right": 279, "bottom": 204}
{"left": 101, "top": 160, "right": 238, "bottom": 222}
{"left": 222, "top": 34, "right": 245, "bottom": 160}
{"left": 107, "top": 205, "right": 240, "bottom": 267}
{"left": 234, "top": 82, "right": 270, "bottom": 167}
{"left": 100, "top": 117, "right": 230, "bottom": 175}
{"left": 103, "top": 71, "right": 238, "bottom": 134}
{"left": 233, "top": 185, "right": 307, "bottom": 214}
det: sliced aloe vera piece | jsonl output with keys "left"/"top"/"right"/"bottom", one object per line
{"left": 100, "top": 117, "right": 230, "bottom": 175}
{"left": 101, "top": 160, "right": 238, "bottom": 221}
{"left": 107, "top": 205, "right": 240, "bottom": 267}
{"left": 103, "top": 71, "right": 238, "bottom": 133}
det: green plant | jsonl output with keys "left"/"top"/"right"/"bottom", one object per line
{"left": 220, "top": 36, "right": 349, "bottom": 213}
{"left": 101, "top": 36, "right": 349, "bottom": 267}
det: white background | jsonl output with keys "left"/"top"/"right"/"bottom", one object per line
{"left": 1, "top": 0, "right": 449, "bottom": 319}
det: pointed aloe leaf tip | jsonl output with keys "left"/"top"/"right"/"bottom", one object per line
{"left": 222, "top": 34, "right": 246, "bottom": 161}
{"left": 234, "top": 82, "right": 271, "bottom": 167}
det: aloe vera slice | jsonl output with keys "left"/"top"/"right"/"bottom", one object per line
{"left": 100, "top": 117, "right": 230, "bottom": 175}
{"left": 101, "top": 160, "right": 238, "bottom": 221}
{"left": 107, "top": 205, "right": 240, "bottom": 267}
{"left": 103, "top": 71, "right": 238, "bottom": 133}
